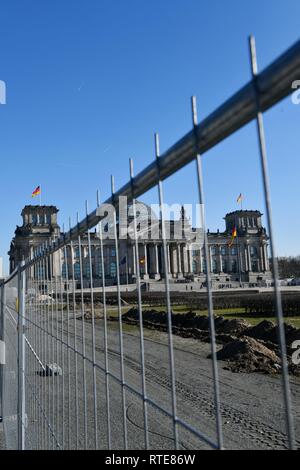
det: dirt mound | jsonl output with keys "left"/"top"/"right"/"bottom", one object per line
{"left": 213, "top": 336, "right": 281, "bottom": 374}
{"left": 244, "top": 320, "right": 275, "bottom": 341}
{"left": 245, "top": 320, "right": 300, "bottom": 346}
{"left": 122, "top": 308, "right": 300, "bottom": 375}
{"left": 215, "top": 317, "right": 250, "bottom": 335}
{"left": 124, "top": 309, "right": 249, "bottom": 334}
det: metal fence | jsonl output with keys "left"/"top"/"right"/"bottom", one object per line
{"left": 0, "top": 36, "right": 299, "bottom": 450}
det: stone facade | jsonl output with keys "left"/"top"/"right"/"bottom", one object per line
{"left": 9, "top": 205, "right": 271, "bottom": 287}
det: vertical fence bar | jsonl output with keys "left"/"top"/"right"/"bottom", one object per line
{"left": 49, "top": 246, "right": 55, "bottom": 450}
{"left": 0, "top": 283, "right": 5, "bottom": 432}
{"left": 17, "top": 261, "right": 26, "bottom": 450}
{"left": 129, "top": 159, "right": 149, "bottom": 449}
{"left": 77, "top": 212, "right": 88, "bottom": 449}
{"left": 45, "top": 243, "right": 51, "bottom": 449}
{"left": 191, "top": 96, "right": 223, "bottom": 449}
{"left": 53, "top": 248, "right": 60, "bottom": 449}
{"left": 154, "top": 133, "right": 179, "bottom": 449}
{"left": 43, "top": 245, "right": 48, "bottom": 449}
{"left": 41, "top": 245, "right": 46, "bottom": 449}
{"left": 69, "top": 218, "right": 79, "bottom": 449}
{"left": 59, "top": 247, "right": 65, "bottom": 449}
{"left": 248, "top": 35, "right": 295, "bottom": 449}
{"left": 37, "top": 249, "right": 41, "bottom": 450}
{"left": 86, "top": 201, "right": 99, "bottom": 449}
{"left": 111, "top": 175, "right": 128, "bottom": 450}
{"left": 33, "top": 249, "right": 39, "bottom": 449}
{"left": 63, "top": 242, "right": 71, "bottom": 449}
{"left": 96, "top": 191, "right": 111, "bottom": 450}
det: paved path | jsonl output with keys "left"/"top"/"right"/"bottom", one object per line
{"left": 19, "top": 311, "right": 300, "bottom": 450}
{"left": 2, "top": 302, "right": 300, "bottom": 450}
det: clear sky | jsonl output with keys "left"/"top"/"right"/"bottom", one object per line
{"left": 0, "top": 0, "right": 299, "bottom": 273}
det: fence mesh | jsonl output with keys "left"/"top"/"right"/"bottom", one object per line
{"left": 0, "top": 36, "right": 299, "bottom": 450}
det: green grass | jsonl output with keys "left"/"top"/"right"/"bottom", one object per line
{"left": 102, "top": 302, "right": 300, "bottom": 330}
{"left": 217, "top": 312, "right": 300, "bottom": 329}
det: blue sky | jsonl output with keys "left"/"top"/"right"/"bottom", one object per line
{"left": 0, "top": 0, "right": 299, "bottom": 273}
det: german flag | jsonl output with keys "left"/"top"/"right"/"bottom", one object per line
{"left": 31, "top": 186, "right": 41, "bottom": 197}
{"left": 228, "top": 226, "right": 237, "bottom": 247}
{"left": 236, "top": 193, "right": 243, "bottom": 204}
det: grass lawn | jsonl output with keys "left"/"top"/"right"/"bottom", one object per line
{"left": 105, "top": 303, "right": 300, "bottom": 329}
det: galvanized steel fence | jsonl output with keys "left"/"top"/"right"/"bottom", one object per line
{"left": 0, "top": 36, "right": 299, "bottom": 450}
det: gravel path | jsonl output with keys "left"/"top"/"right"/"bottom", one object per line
{"left": 3, "top": 306, "right": 300, "bottom": 450}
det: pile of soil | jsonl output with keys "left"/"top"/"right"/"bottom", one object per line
{"left": 122, "top": 308, "right": 250, "bottom": 340}
{"left": 117, "top": 308, "right": 300, "bottom": 376}
{"left": 212, "top": 336, "right": 281, "bottom": 374}
{"left": 244, "top": 320, "right": 300, "bottom": 348}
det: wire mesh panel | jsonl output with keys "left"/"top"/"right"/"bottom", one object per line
{"left": 1, "top": 273, "right": 19, "bottom": 449}
{"left": 0, "top": 36, "right": 299, "bottom": 450}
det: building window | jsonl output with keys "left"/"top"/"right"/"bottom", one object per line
{"left": 110, "top": 248, "right": 116, "bottom": 257}
{"left": 36, "top": 265, "right": 45, "bottom": 278}
{"left": 98, "top": 261, "right": 103, "bottom": 278}
{"left": 231, "top": 260, "right": 237, "bottom": 273}
{"left": 222, "top": 259, "right": 227, "bottom": 272}
{"left": 74, "top": 262, "right": 81, "bottom": 280}
{"left": 32, "top": 214, "right": 37, "bottom": 225}
{"left": 252, "top": 260, "right": 258, "bottom": 272}
{"left": 83, "top": 263, "right": 90, "bottom": 278}
{"left": 110, "top": 261, "right": 117, "bottom": 278}
{"left": 192, "top": 260, "right": 197, "bottom": 273}
{"left": 211, "top": 246, "right": 217, "bottom": 256}
{"left": 250, "top": 246, "right": 257, "bottom": 257}
{"left": 212, "top": 258, "right": 218, "bottom": 273}
{"left": 62, "top": 263, "right": 68, "bottom": 279}
{"left": 192, "top": 248, "right": 198, "bottom": 257}
{"left": 202, "top": 259, "right": 207, "bottom": 273}
{"left": 46, "top": 214, "right": 51, "bottom": 224}
{"left": 220, "top": 246, "right": 227, "bottom": 255}
{"left": 231, "top": 246, "right": 237, "bottom": 256}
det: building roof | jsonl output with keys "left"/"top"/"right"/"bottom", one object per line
{"left": 21, "top": 205, "right": 59, "bottom": 214}
{"left": 224, "top": 210, "right": 262, "bottom": 218}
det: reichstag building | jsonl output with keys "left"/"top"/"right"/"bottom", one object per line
{"left": 8, "top": 204, "right": 271, "bottom": 288}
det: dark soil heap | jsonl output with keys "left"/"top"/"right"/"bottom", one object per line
{"left": 115, "top": 308, "right": 300, "bottom": 376}
{"left": 212, "top": 336, "right": 281, "bottom": 374}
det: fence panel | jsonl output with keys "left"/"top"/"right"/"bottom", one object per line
{"left": 0, "top": 36, "right": 299, "bottom": 450}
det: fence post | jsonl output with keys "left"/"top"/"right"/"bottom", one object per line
{"left": 0, "top": 283, "right": 5, "bottom": 423}
{"left": 17, "top": 261, "right": 26, "bottom": 450}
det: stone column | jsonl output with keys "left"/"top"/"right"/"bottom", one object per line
{"left": 247, "top": 244, "right": 252, "bottom": 272}
{"left": 244, "top": 246, "right": 248, "bottom": 271}
{"left": 260, "top": 245, "right": 265, "bottom": 271}
{"left": 182, "top": 244, "right": 189, "bottom": 274}
{"left": 167, "top": 244, "right": 171, "bottom": 274}
{"left": 153, "top": 244, "right": 160, "bottom": 279}
{"left": 143, "top": 244, "right": 149, "bottom": 279}
{"left": 132, "top": 244, "right": 136, "bottom": 275}
{"left": 187, "top": 247, "right": 192, "bottom": 274}
{"left": 219, "top": 248, "right": 222, "bottom": 273}
{"left": 264, "top": 244, "right": 269, "bottom": 271}
{"left": 199, "top": 248, "right": 203, "bottom": 273}
{"left": 171, "top": 244, "right": 178, "bottom": 277}
{"left": 209, "top": 247, "right": 213, "bottom": 272}
{"left": 176, "top": 245, "right": 182, "bottom": 276}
